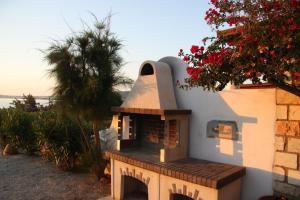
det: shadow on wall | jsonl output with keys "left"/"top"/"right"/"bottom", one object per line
{"left": 160, "top": 56, "right": 256, "bottom": 164}
{"left": 186, "top": 87, "right": 257, "bottom": 166}
{"left": 159, "top": 56, "right": 276, "bottom": 200}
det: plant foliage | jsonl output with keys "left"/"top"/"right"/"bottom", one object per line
{"left": 44, "top": 15, "right": 133, "bottom": 157}
{"left": 179, "top": 0, "right": 300, "bottom": 96}
{"left": 33, "top": 110, "right": 88, "bottom": 170}
{"left": 1, "top": 109, "right": 37, "bottom": 154}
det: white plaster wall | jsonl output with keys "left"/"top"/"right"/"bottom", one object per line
{"left": 159, "top": 57, "right": 276, "bottom": 200}
{"left": 121, "top": 74, "right": 161, "bottom": 109}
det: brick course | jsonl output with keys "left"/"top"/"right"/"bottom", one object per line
{"left": 289, "top": 106, "right": 300, "bottom": 120}
{"left": 275, "top": 136, "right": 285, "bottom": 151}
{"left": 276, "top": 121, "right": 288, "bottom": 135}
{"left": 274, "top": 152, "right": 297, "bottom": 169}
{"left": 287, "top": 121, "right": 300, "bottom": 136}
{"left": 276, "top": 105, "right": 288, "bottom": 120}
{"left": 287, "top": 138, "right": 300, "bottom": 153}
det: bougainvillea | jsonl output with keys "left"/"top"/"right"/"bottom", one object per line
{"left": 179, "top": 0, "right": 300, "bottom": 96}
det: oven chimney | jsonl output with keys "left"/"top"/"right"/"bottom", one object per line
{"left": 121, "top": 61, "right": 178, "bottom": 110}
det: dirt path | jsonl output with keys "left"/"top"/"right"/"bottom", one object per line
{"left": 0, "top": 154, "right": 110, "bottom": 200}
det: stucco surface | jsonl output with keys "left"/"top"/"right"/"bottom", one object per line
{"left": 121, "top": 60, "right": 177, "bottom": 110}
{"left": 110, "top": 57, "right": 276, "bottom": 200}
{"left": 159, "top": 57, "right": 276, "bottom": 200}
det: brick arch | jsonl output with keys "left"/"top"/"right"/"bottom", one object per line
{"left": 120, "top": 167, "right": 150, "bottom": 186}
{"left": 168, "top": 183, "right": 202, "bottom": 200}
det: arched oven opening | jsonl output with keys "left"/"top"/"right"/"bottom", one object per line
{"left": 123, "top": 175, "right": 148, "bottom": 200}
{"left": 170, "top": 193, "right": 193, "bottom": 200}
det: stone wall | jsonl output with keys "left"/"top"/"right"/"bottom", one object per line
{"left": 274, "top": 89, "right": 300, "bottom": 199}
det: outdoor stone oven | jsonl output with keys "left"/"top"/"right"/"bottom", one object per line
{"left": 106, "top": 59, "right": 246, "bottom": 200}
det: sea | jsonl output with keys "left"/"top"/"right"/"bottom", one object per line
{"left": 0, "top": 91, "right": 129, "bottom": 109}
{"left": 0, "top": 98, "right": 50, "bottom": 109}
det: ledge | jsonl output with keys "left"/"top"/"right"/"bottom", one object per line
{"left": 239, "top": 83, "right": 275, "bottom": 89}
{"left": 106, "top": 150, "right": 246, "bottom": 189}
{"left": 111, "top": 107, "right": 192, "bottom": 115}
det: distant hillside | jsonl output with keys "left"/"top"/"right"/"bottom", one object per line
{"left": 0, "top": 95, "right": 50, "bottom": 100}
{"left": 0, "top": 91, "right": 130, "bottom": 101}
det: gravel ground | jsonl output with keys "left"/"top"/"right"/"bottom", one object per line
{"left": 0, "top": 154, "right": 110, "bottom": 200}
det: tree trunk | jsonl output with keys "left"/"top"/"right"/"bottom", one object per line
{"left": 92, "top": 122, "right": 101, "bottom": 152}
{"left": 76, "top": 115, "right": 90, "bottom": 152}
{"left": 92, "top": 121, "right": 107, "bottom": 179}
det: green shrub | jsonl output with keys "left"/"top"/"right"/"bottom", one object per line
{"left": 76, "top": 144, "right": 107, "bottom": 179}
{"left": 1, "top": 109, "right": 37, "bottom": 154}
{"left": 0, "top": 109, "right": 8, "bottom": 150}
{"left": 33, "top": 111, "right": 88, "bottom": 170}
{"left": 0, "top": 106, "right": 95, "bottom": 172}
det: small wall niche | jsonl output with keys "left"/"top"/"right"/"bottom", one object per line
{"left": 207, "top": 120, "right": 238, "bottom": 140}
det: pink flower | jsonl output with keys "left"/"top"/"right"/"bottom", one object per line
{"left": 292, "top": 71, "right": 300, "bottom": 80}
{"left": 186, "top": 67, "right": 194, "bottom": 75}
{"left": 186, "top": 67, "right": 203, "bottom": 79}
{"left": 239, "top": 46, "right": 244, "bottom": 53}
{"left": 259, "top": 57, "right": 267, "bottom": 63}
{"left": 289, "top": 24, "right": 299, "bottom": 31}
{"left": 192, "top": 73, "right": 199, "bottom": 80}
{"left": 295, "top": 72, "right": 300, "bottom": 77}
{"left": 227, "top": 41, "right": 235, "bottom": 46}
{"left": 245, "top": 34, "right": 253, "bottom": 42}
{"left": 210, "top": 0, "right": 219, "bottom": 4}
{"left": 270, "top": 51, "right": 276, "bottom": 58}
{"left": 183, "top": 55, "right": 189, "bottom": 62}
{"left": 194, "top": 53, "right": 201, "bottom": 59}
{"left": 190, "top": 45, "right": 199, "bottom": 54}
{"left": 291, "top": 0, "right": 299, "bottom": 8}
{"left": 178, "top": 49, "right": 184, "bottom": 56}
{"left": 245, "top": 71, "right": 252, "bottom": 78}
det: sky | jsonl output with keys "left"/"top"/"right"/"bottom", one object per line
{"left": 0, "top": 0, "right": 213, "bottom": 96}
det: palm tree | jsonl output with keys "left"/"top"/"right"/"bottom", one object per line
{"left": 44, "top": 16, "right": 133, "bottom": 176}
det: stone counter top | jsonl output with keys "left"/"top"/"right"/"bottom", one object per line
{"left": 106, "top": 150, "right": 246, "bottom": 189}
